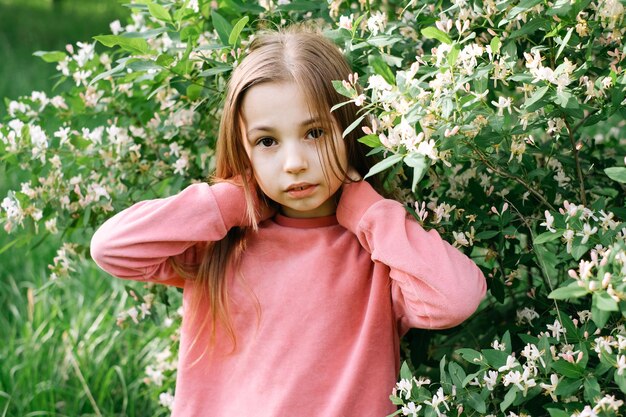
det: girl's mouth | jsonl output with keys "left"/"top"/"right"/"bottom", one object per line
{"left": 286, "top": 184, "right": 317, "bottom": 198}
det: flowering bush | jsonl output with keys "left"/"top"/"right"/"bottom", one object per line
{"left": 1, "top": 0, "right": 625, "bottom": 415}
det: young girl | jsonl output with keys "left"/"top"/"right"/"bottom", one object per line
{"left": 91, "top": 27, "right": 487, "bottom": 416}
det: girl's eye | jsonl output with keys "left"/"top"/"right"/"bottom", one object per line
{"left": 306, "top": 128, "right": 324, "bottom": 140}
{"left": 257, "top": 137, "right": 276, "bottom": 147}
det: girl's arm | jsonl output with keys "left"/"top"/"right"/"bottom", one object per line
{"left": 337, "top": 181, "right": 487, "bottom": 336}
{"left": 90, "top": 182, "right": 251, "bottom": 286}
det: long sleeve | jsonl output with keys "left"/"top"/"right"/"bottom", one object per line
{"left": 90, "top": 182, "right": 248, "bottom": 286}
{"left": 336, "top": 181, "right": 487, "bottom": 335}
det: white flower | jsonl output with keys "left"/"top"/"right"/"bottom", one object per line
{"left": 617, "top": 354, "right": 626, "bottom": 376}
{"left": 492, "top": 340, "right": 506, "bottom": 351}
{"left": 402, "top": 402, "right": 422, "bottom": 417}
{"left": 395, "top": 378, "right": 414, "bottom": 400}
{"left": 516, "top": 307, "right": 540, "bottom": 325}
{"left": 72, "top": 69, "right": 92, "bottom": 86}
{"left": 453, "top": 231, "right": 469, "bottom": 247}
{"left": 339, "top": 15, "right": 353, "bottom": 30}
{"left": 173, "top": 154, "right": 189, "bottom": 175}
{"left": 502, "top": 370, "right": 523, "bottom": 390}
{"left": 110, "top": 20, "right": 123, "bottom": 35}
{"left": 483, "top": 370, "right": 498, "bottom": 391}
{"left": 562, "top": 228, "right": 575, "bottom": 253}
{"left": 367, "top": 74, "right": 392, "bottom": 92}
{"left": 547, "top": 319, "right": 566, "bottom": 341}
{"left": 158, "top": 391, "right": 175, "bottom": 409}
{"left": 576, "top": 405, "right": 598, "bottom": 417}
{"left": 540, "top": 210, "right": 556, "bottom": 233}
{"left": 367, "top": 11, "right": 387, "bottom": 35}
{"left": 593, "top": 394, "right": 624, "bottom": 412}
{"left": 45, "top": 218, "right": 59, "bottom": 234}
{"left": 539, "top": 374, "right": 559, "bottom": 401}
{"left": 54, "top": 126, "right": 71, "bottom": 146}
{"left": 424, "top": 387, "right": 449, "bottom": 417}
{"left": 188, "top": 0, "right": 199, "bottom": 12}
{"left": 491, "top": 96, "right": 513, "bottom": 115}
{"left": 577, "top": 223, "right": 598, "bottom": 244}
{"left": 498, "top": 355, "right": 519, "bottom": 372}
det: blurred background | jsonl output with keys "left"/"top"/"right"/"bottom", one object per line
{"left": 0, "top": 0, "right": 127, "bottom": 113}
{"left": 0, "top": 2, "right": 175, "bottom": 416}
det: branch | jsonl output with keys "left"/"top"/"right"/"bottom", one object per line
{"left": 563, "top": 117, "right": 588, "bottom": 206}
{"left": 469, "top": 144, "right": 556, "bottom": 212}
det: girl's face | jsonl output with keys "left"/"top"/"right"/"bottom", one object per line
{"left": 241, "top": 81, "right": 348, "bottom": 218}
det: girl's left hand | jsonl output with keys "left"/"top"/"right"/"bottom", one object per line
{"left": 345, "top": 167, "right": 362, "bottom": 183}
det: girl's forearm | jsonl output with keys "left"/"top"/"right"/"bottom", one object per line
{"left": 90, "top": 182, "right": 247, "bottom": 281}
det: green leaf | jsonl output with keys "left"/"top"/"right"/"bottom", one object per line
{"left": 583, "top": 377, "right": 601, "bottom": 403}
{"left": 358, "top": 134, "right": 381, "bottom": 148}
{"left": 475, "top": 230, "right": 499, "bottom": 240}
{"left": 490, "top": 36, "right": 501, "bottom": 54}
{"left": 198, "top": 65, "right": 232, "bottom": 77}
{"left": 605, "top": 167, "right": 626, "bottom": 183}
{"left": 90, "top": 62, "right": 125, "bottom": 85}
{"left": 555, "top": 27, "right": 574, "bottom": 61}
{"left": 500, "top": 387, "right": 518, "bottom": 412}
{"left": 551, "top": 360, "right": 584, "bottom": 378}
{"left": 211, "top": 10, "right": 232, "bottom": 45}
{"left": 93, "top": 35, "right": 152, "bottom": 55}
{"left": 534, "top": 230, "right": 560, "bottom": 244}
{"left": 482, "top": 349, "right": 509, "bottom": 369}
{"left": 506, "top": 0, "right": 543, "bottom": 21}
{"left": 447, "top": 43, "right": 461, "bottom": 66}
{"left": 571, "top": 244, "right": 589, "bottom": 261}
{"left": 186, "top": 84, "right": 203, "bottom": 101}
{"left": 456, "top": 348, "right": 483, "bottom": 364}
{"left": 404, "top": 153, "right": 428, "bottom": 193}
{"left": 342, "top": 115, "right": 365, "bottom": 138}
{"left": 524, "top": 85, "right": 549, "bottom": 111}
{"left": 593, "top": 291, "right": 619, "bottom": 312}
{"left": 555, "top": 377, "right": 582, "bottom": 396}
{"left": 420, "top": 27, "right": 452, "bottom": 45}
{"left": 369, "top": 55, "right": 395, "bottom": 85}
{"left": 400, "top": 361, "right": 412, "bottom": 380}
{"left": 466, "top": 391, "right": 486, "bottom": 413}
{"left": 448, "top": 362, "right": 466, "bottom": 388}
{"left": 156, "top": 54, "right": 175, "bottom": 67}
{"left": 33, "top": 50, "right": 66, "bottom": 63}
{"left": 615, "top": 371, "right": 626, "bottom": 394}
{"left": 228, "top": 16, "right": 249, "bottom": 46}
{"left": 591, "top": 305, "right": 611, "bottom": 329}
{"left": 147, "top": 2, "right": 172, "bottom": 22}
{"left": 332, "top": 80, "right": 352, "bottom": 98}
{"left": 548, "top": 284, "right": 588, "bottom": 300}
{"left": 364, "top": 153, "right": 403, "bottom": 179}
{"left": 509, "top": 17, "right": 548, "bottom": 39}
{"left": 547, "top": 408, "right": 570, "bottom": 417}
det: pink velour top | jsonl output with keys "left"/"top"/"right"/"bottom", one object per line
{"left": 90, "top": 180, "right": 486, "bottom": 417}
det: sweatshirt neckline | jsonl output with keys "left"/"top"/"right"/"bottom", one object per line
{"left": 274, "top": 213, "right": 338, "bottom": 228}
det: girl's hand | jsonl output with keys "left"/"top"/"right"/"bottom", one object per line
{"left": 345, "top": 167, "right": 362, "bottom": 183}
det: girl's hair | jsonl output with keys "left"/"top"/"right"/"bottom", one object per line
{"left": 171, "top": 25, "right": 377, "bottom": 358}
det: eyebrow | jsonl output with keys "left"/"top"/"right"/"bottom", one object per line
{"left": 246, "top": 117, "right": 322, "bottom": 136}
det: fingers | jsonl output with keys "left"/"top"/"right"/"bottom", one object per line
{"left": 346, "top": 167, "right": 362, "bottom": 182}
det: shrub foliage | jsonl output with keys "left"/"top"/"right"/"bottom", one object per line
{"left": 1, "top": 0, "right": 626, "bottom": 415}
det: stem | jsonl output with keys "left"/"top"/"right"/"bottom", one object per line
{"left": 563, "top": 118, "right": 587, "bottom": 207}
{"left": 469, "top": 144, "right": 556, "bottom": 212}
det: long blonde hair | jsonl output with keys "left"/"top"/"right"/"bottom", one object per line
{"left": 171, "top": 26, "right": 377, "bottom": 356}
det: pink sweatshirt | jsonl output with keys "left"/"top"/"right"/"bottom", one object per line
{"left": 90, "top": 180, "right": 486, "bottom": 416}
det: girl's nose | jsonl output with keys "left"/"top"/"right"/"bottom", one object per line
{"left": 283, "top": 143, "right": 308, "bottom": 174}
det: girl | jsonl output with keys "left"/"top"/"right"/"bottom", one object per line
{"left": 91, "top": 27, "right": 487, "bottom": 416}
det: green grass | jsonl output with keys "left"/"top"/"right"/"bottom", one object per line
{"left": 0, "top": 0, "right": 128, "bottom": 113}
{"left": 0, "top": 244, "right": 172, "bottom": 416}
